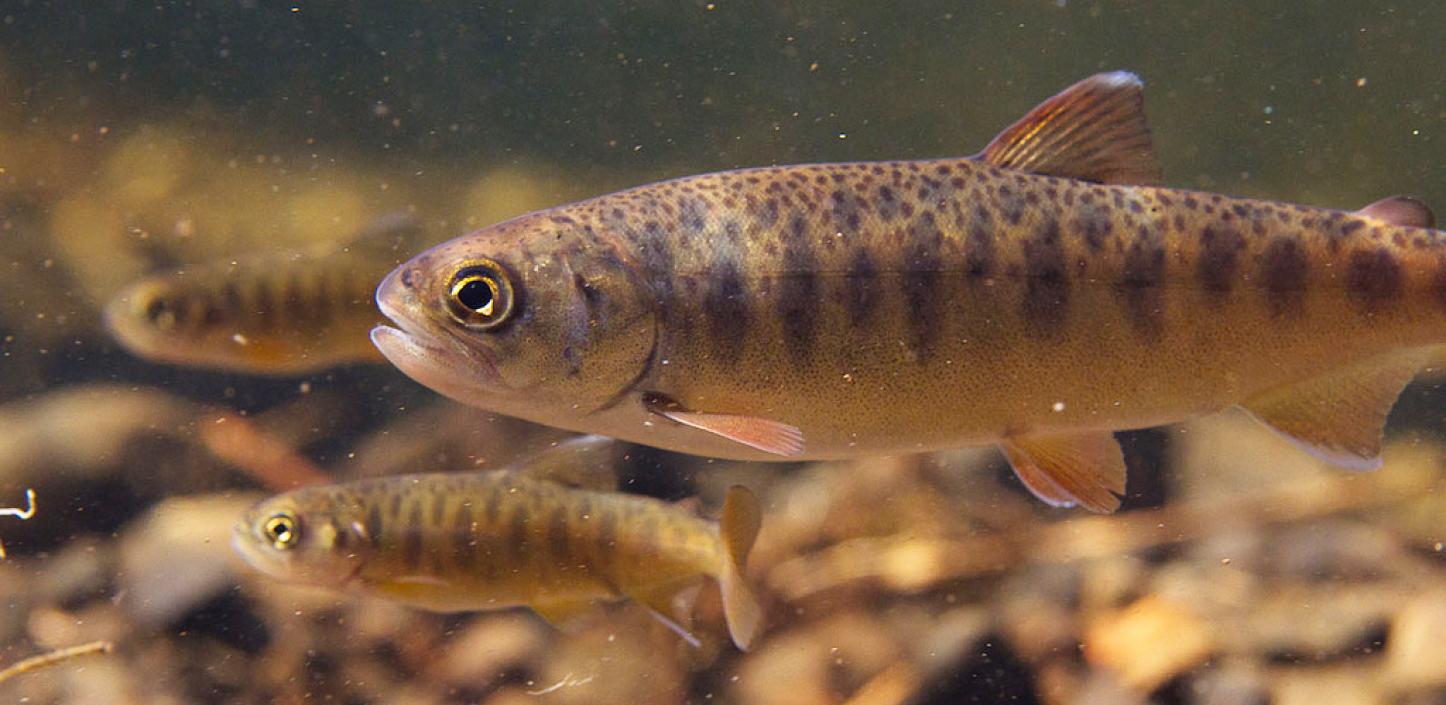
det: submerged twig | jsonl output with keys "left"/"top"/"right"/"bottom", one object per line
{"left": 0, "top": 640, "right": 114, "bottom": 684}
{"left": 0, "top": 489, "right": 37, "bottom": 560}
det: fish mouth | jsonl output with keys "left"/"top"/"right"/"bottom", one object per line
{"left": 371, "top": 269, "right": 503, "bottom": 398}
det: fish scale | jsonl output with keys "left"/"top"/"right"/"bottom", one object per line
{"left": 372, "top": 72, "right": 1444, "bottom": 513}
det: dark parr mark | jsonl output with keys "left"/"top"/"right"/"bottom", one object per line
{"left": 997, "top": 184, "right": 1026, "bottom": 225}
{"left": 1021, "top": 218, "right": 1070, "bottom": 332}
{"left": 1345, "top": 247, "right": 1403, "bottom": 311}
{"left": 547, "top": 507, "right": 570, "bottom": 565}
{"left": 1076, "top": 206, "right": 1114, "bottom": 253}
{"left": 453, "top": 502, "right": 476, "bottom": 568}
{"left": 364, "top": 505, "right": 384, "bottom": 548}
{"left": 678, "top": 195, "right": 709, "bottom": 232}
{"left": 779, "top": 216, "right": 820, "bottom": 367}
{"left": 1197, "top": 226, "right": 1245, "bottom": 304}
{"left": 846, "top": 249, "right": 880, "bottom": 328}
{"left": 1261, "top": 236, "right": 1309, "bottom": 318}
{"left": 706, "top": 258, "right": 750, "bottom": 365}
{"left": 965, "top": 209, "right": 996, "bottom": 280}
{"left": 1115, "top": 231, "right": 1167, "bottom": 337}
{"left": 592, "top": 506, "right": 617, "bottom": 573}
{"left": 902, "top": 215, "right": 944, "bottom": 359}
{"left": 636, "top": 222, "right": 675, "bottom": 305}
{"left": 403, "top": 500, "right": 424, "bottom": 570}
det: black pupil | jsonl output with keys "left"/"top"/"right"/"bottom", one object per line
{"left": 456, "top": 278, "right": 494, "bottom": 313}
{"left": 271, "top": 520, "right": 290, "bottom": 540}
{"left": 145, "top": 299, "right": 170, "bottom": 322}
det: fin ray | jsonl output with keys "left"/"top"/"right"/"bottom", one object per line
{"left": 717, "top": 485, "right": 764, "bottom": 650}
{"left": 976, "top": 71, "right": 1161, "bottom": 186}
{"left": 513, "top": 434, "right": 619, "bottom": 490}
{"left": 644, "top": 393, "right": 803, "bottom": 457}
{"left": 1356, "top": 196, "right": 1436, "bottom": 229}
{"left": 1000, "top": 431, "right": 1127, "bottom": 513}
{"left": 1241, "top": 351, "right": 1425, "bottom": 471}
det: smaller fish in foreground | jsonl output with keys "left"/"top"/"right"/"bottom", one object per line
{"left": 105, "top": 214, "right": 422, "bottom": 375}
{"left": 231, "top": 435, "right": 765, "bottom": 650}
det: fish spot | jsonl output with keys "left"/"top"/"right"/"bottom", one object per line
{"left": 846, "top": 249, "right": 880, "bottom": 328}
{"left": 1261, "top": 236, "right": 1309, "bottom": 317}
{"left": 547, "top": 507, "right": 570, "bottom": 565}
{"left": 1197, "top": 225, "right": 1245, "bottom": 303}
{"left": 1021, "top": 218, "right": 1069, "bottom": 332}
{"left": 998, "top": 185, "right": 1025, "bottom": 225}
{"left": 779, "top": 219, "right": 820, "bottom": 367}
{"left": 1432, "top": 267, "right": 1446, "bottom": 310}
{"left": 966, "top": 224, "right": 995, "bottom": 280}
{"left": 1116, "top": 230, "right": 1166, "bottom": 337}
{"left": 678, "top": 195, "right": 709, "bottom": 232}
{"left": 1076, "top": 206, "right": 1114, "bottom": 253}
{"left": 707, "top": 259, "right": 750, "bottom": 365}
{"left": 364, "top": 505, "right": 384, "bottom": 548}
{"left": 454, "top": 502, "right": 476, "bottom": 567}
{"left": 1345, "top": 247, "right": 1403, "bottom": 311}
{"left": 403, "top": 500, "right": 424, "bottom": 570}
{"left": 903, "top": 215, "right": 944, "bottom": 360}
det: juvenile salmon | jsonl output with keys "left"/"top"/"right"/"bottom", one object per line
{"left": 371, "top": 72, "right": 1443, "bottom": 512}
{"left": 106, "top": 215, "right": 420, "bottom": 375}
{"left": 231, "top": 436, "right": 764, "bottom": 649}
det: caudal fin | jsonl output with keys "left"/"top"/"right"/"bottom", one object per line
{"left": 718, "top": 485, "right": 764, "bottom": 650}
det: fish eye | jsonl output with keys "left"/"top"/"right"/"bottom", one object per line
{"left": 143, "top": 297, "right": 178, "bottom": 330}
{"left": 262, "top": 512, "right": 300, "bottom": 550}
{"left": 445, "top": 260, "right": 515, "bottom": 329}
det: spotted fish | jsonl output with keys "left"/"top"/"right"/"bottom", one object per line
{"left": 231, "top": 435, "right": 765, "bottom": 650}
{"left": 105, "top": 214, "right": 422, "bottom": 375}
{"left": 371, "top": 72, "right": 1442, "bottom": 513}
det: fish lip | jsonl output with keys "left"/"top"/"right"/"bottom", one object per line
{"left": 372, "top": 269, "right": 502, "bottom": 385}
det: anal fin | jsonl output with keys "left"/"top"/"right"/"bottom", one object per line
{"left": 1000, "top": 431, "right": 1127, "bottom": 513}
{"left": 643, "top": 392, "right": 804, "bottom": 457}
{"left": 1241, "top": 351, "right": 1426, "bottom": 471}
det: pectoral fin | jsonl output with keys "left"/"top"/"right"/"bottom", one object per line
{"left": 1240, "top": 351, "right": 1425, "bottom": 471}
{"left": 999, "top": 431, "right": 1127, "bottom": 513}
{"left": 513, "top": 434, "right": 619, "bottom": 490}
{"left": 643, "top": 393, "right": 804, "bottom": 457}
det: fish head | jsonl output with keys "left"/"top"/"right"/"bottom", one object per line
{"left": 232, "top": 488, "right": 374, "bottom": 590}
{"left": 105, "top": 276, "right": 214, "bottom": 361}
{"left": 105, "top": 272, "right": 301, "bottom": 372}
{"left": 372, "top": 212, "right": 658, "bottom": 417}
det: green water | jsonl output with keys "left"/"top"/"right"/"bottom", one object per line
{"left": 1, "top": 3, "right": 1442, "bottom": 704}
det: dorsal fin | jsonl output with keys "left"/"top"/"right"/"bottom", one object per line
{"left": 513, "top": 434, "right": 619, "bottom": 490}
{"left": 1356, "top": 196, "right": 1436, "bottom": 229}
{"left": 976, "top": 71, "right": 1161, "bottom": 186}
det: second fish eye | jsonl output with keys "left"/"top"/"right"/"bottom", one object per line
{"left": 263, "top": 512, "right": 300, "bottom": 550}
{"left": 446, "top": 261, "right": 514, "bottom": 328}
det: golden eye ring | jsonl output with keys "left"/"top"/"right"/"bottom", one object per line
{"left": 263, "top": 512, "right": 300, "bottom": 550}
{"left": 445, "top": 260, "right": 515, "bottom": 329}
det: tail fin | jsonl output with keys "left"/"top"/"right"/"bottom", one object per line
{"left": 717, "top": 485, "right": 764, "bottom": 650}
